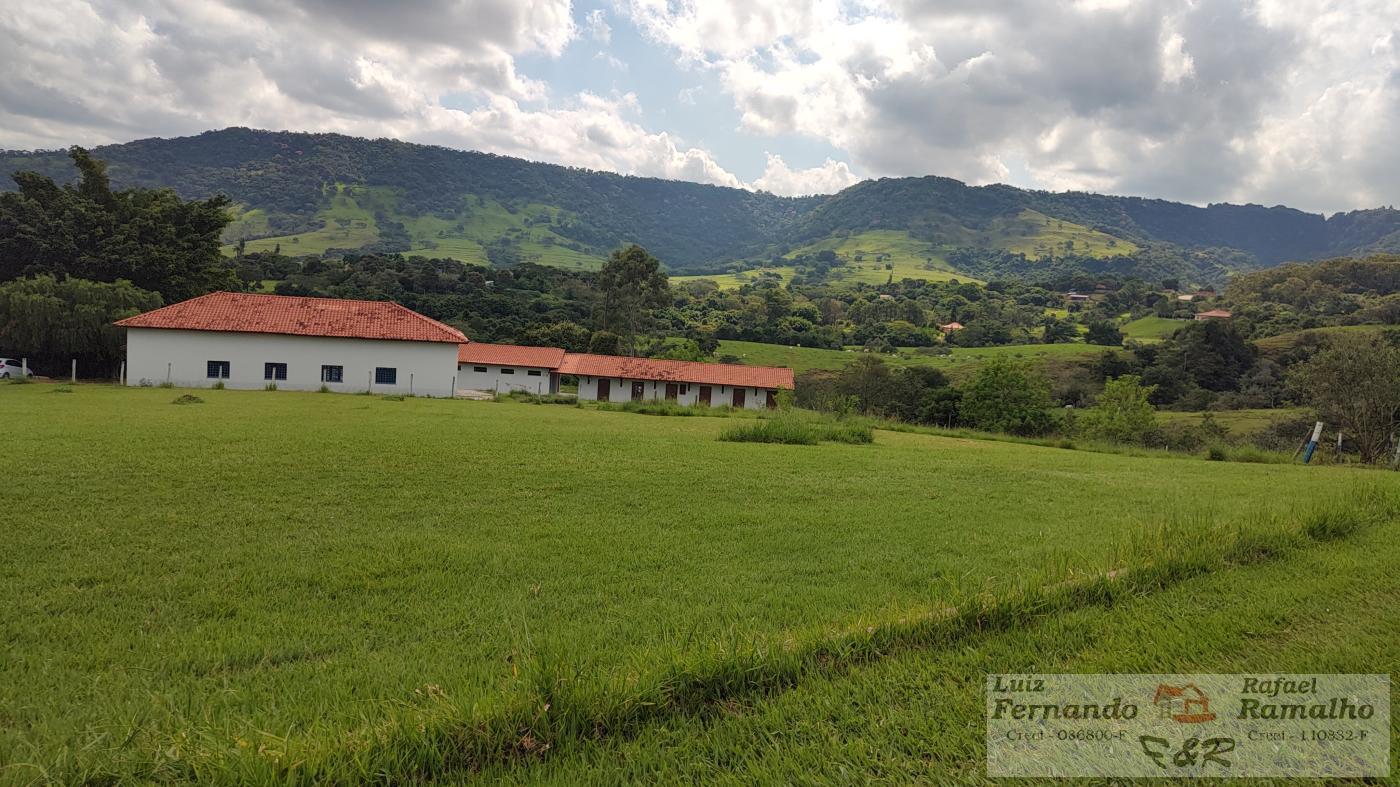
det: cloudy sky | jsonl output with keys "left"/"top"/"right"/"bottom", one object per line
{"left": 1, "top": 0, "right": 1396, "bottom": 213}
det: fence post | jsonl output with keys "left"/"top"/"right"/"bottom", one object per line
{"left": 166, "top": 363, "right": 171, "bottom": 384}
{"left": 1302, "top": 421, "right": 1324, "bottom": 464}
{"left": 368, "top": 370, "right": 373, "bottom": 392}
{"left": 451, "top": 375, "right": 456, "bottom": 397}
{"left": 71, "top": 359, "right": 77, "bottom": 383}
{"left": 119, "top": 361, "right": 126, "bottom": 386}
{"left": 410, "top": 373, "right": 414, "bottom": 396}
{"left": 21, "top": 358, "right": 27, "bottom": 377}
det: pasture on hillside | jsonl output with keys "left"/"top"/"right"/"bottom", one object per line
{"left": 3, "top": 383, "right": 1397, "bottom": 783}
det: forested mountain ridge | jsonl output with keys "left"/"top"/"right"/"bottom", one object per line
{"left": 3, "top": 127, "right": 1398, "bottom": 278}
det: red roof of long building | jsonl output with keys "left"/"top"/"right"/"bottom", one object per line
{"left": 557, "top": 352, "right": 795, "bottom": 389}
{"left": 458, "top": 342, "right": 567, "bottom": 368}
{"left": 115, "top": 292, "right": 468, "bottom": 344}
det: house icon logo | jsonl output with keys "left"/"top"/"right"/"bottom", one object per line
{"left": 1152, "top": 683, "right": 1217, "bottom": 724}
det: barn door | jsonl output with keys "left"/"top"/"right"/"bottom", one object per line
{"left": 699, "top": 386, "right": 712, "bottom": 405}
{"left": 664, "top": 383, "right": 679, "bottom": 400}
{"left": 766, "top": 390, "right": 777, "bottom": 409}
{"left": 733, "top": 388, "right": 746, "bottom": 408}
{"left": 597, "top": 378, "right": 611, "bottom": 402}
{"left": 631, "top": 381, "right": 645, "bottom": 401}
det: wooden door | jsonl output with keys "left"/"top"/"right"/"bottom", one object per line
{"left": 766, "top": 390, "right": 777, "bottom": 409}
{"left": 631, "top": 381, "right": 645, "bottom": 401}
{"left": 733, "top": 387, "right": 746, "bottom": 408}
{"left": 597, "top": 378, "right": 611, "bottom": 402}
{"left": 664, "top": 383, "right": 679, "bottom": 400}
{"left": 699, "top": 386, "right": 711, "bottom": 405}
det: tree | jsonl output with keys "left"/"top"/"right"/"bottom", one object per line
{"left": 587, "top": 330, "right": 623, "bottom": 355}
{"left": 0, "top": 148, "right": 237, "bottom": 301}
{"left": 1290, "top": 333, "right": 1400, "bottom": 464}
{"left": 1085, "top": 320, "right": 1124, "bottom": 346}
{"left": 1041, "top": 316, "right": 1076, "bottom": 344}
{"left": 597, "top": 244, "right": 670, "bottom": 354}
{"left": 0, "top": 275, "right": 162, "bottom": 376}
{"left": 1076, "top": 375, "right": 1159, "bottom": 444}
{"left": 958, "top": 358, "right": 1054, "bottom": 435}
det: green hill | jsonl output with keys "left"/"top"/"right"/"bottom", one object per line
{"left": 5, "top": 128, "right": 1399, "bottom": 283}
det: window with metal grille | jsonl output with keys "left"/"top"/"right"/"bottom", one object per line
{"left": 264, "top": 362, "right": 287, "bottom": 381}
{"left": 321, "top": 365, "right": 343, "bottom": 383}
{"left": 206, "top": 360, "right": 230, "bottom": 379}
{"left": 374, "top": 367, "right": 396, "bottom": 385}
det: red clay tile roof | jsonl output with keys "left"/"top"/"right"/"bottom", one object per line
{"left": 1195, "top": 309, "right": 1233, "bottom": 318}
{"left": 115, "top": 292, "right": 467, "bottom": 344}
{"left": 458, "top": 342, "right": 566, "bottom": 368}
{"left": 557, "top": 353, "right": 794, "bottom": 390}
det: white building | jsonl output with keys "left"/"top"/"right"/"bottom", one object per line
{"left": 558, "top": 352, "right": 793, "bottom": 410}
{"left": 457, "top": 343, "right": 565, "bottom": 394}
{"left": 117, "top": 291, "right": 466, "bottom": 396}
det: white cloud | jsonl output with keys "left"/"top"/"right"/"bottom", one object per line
{"left": 621, "top": 0, "right": 1400, "bottom": 213}
{"left": 751, "top": 153, "right": 860, "bottom": 196}
{"left": 0, "top": 0, "right": 750, "bottom": 191}
{"left": 584, "top": 8, "right": 612, "bottom": 44}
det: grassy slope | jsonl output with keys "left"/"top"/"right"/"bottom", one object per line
{"left": 676, "top": 214, "right": 1134, "bottom": 291}
{"left": 223, "top": 187, "right": 606, "bottom": 272}
{"left": 995, "top": 209, "right": 1138, "bottom": 259}
{"left": 498, "top": 507, "right": 1399, "bottom": 783}
{"left": 4, "top": 384, "right": 1393, "bottom": 782}
{"left": 720, "top": 339, "right": 1109, "bottom": 378}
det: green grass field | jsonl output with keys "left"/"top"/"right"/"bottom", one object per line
{"left": 719, "top": 339, "right": 1108, "bottom": 378}
{"left": 1122, "top": 315, "right": 1187, "bottom": 341}
{"left": 1157, "top": 407, "right": 1308, "bottom": 437}
{"left": 4, "top": 384, "right": 1396, "bottom": 783}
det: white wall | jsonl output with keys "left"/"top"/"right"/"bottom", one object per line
{"left": 457, "top": 364, "right": 557, "bottom": 394}
{"left": 125, "top": 328, "right": 459, "bottom": 396}
{"left": 573, "top": 375, "right": 776, "bottom": 409}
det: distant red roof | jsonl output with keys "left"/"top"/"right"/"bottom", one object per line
{"left": 939, "top": 322, "right": 964, "bottom": 332}
{"left": 558, "top": 353, "right": 795, "bottom": 389}
{"left": 458, "top": 343, "right": 566, "bottom": 368}
{"left": 115, "top": 292, "right": 467, "bottom": 344}
{"left": 1195, "top": 309, "right": 1233, "bottom": 320}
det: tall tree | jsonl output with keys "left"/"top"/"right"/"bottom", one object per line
{"left": 1290, "top": 333, "right": 1400, "bottom": 464}
{"left": 596, "top": 244, "right": 670, "bottom": 355}
{"left": 0, "top": 147, "right": 237, "bottom": 301}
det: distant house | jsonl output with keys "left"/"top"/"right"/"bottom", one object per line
{"left": 1065, "top": 292, "right": 1092, "bottom": 304}
{"left": 116, "top": 292, "right": 465, "bottom": 395}
{"left": 1195, "top": 309, "right": 1233, "bottom": 321}
{"left": 457, "top": 343, "right": 565, "bottom": 395}
{"left": 939, "top": 322, "right": 964, "bottom": 334}
{"left": 561, "top": 353, "right": 794, "bottom": 409}
{"left": 1177, "top": 293, "right": 1197, "bottom": 302}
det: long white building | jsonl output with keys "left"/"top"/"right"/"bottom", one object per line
{"left": 117, "top": 291, "right": 467, "bottom": 396}
{"left": 117, "top": 292, "right": 796, "bottom": 406}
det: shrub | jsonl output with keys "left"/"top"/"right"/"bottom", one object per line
{"left": 158, "top": 381, "right": 175, "bottom": 389}
{"left": 1075, "top": 375, "right": 1159, "bottom": 445}
{"left": 264, "top": 383, "right": 278, "bottom": 391}
{"left": 49, "top": 384, "right": 74, "bottom": 394}
{"left": 1206, "top": 444, "right": 1228, "bottom": 461}
{"left": 719, "top": 412, "right": 873, "bottom": 445}
{"left": 381, "top": 394, "right": 406, "bottom": 402}
{"left": 318, "top": 384, "right": 331, "bottom": 393}
{"left": 171, "top": 394, "right": 203, "bottom": 405}
{"left": 210, "top": 381, "right": 224, "bottom": 390}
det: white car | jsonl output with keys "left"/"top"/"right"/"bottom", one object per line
{"left": 0, "top": 358, "right": 32, "bottom": 379}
